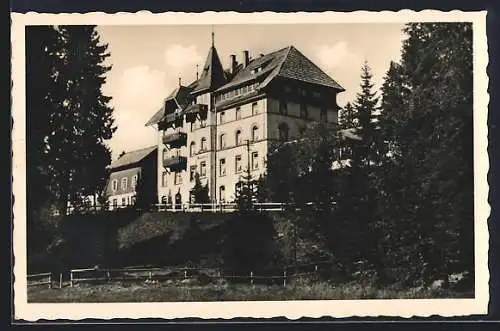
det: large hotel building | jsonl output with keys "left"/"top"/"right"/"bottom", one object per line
{"left": 145, "top": 36, "right": 345, "bottom": 206}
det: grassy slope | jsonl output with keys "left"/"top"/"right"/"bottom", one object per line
{"left": 28, "top": 280, "right": 472, "bottom": 303}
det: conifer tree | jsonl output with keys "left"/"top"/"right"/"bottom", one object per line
{"left": 352, "top": 61, "right": 380, "bottom": 168}
{"left": 191, "top": 172, "right": 210, "bottom": 204}
{"left": 339, "top": 102, "right": 357, "bottom": 130}
{"left": 375, "top": 23, "right": 474, "bottom": 284}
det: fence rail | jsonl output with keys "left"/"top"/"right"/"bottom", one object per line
{"left": 27, "top": 272, "right": 52, "bottom": 288}
{"left": 65, "top": 201, "right": 331, "bottom": 215}
{"left": 29, "top": 261, "right": 334, "bottom": 289}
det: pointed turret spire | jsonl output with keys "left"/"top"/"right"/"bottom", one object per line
{"left": 191, "top": 29, "right": 226, "bottom": 94}
{"left": 211, "top": 25, "right": 215, "bottom": 47}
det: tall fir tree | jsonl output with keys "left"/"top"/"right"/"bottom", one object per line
{"left": 191, "top": 172, "right": 210, "bottom": 204}
{"left": 352, "top": 61, "right": 380, "bottom": 168}
{"left": 26, "top": 25, "right": 116, "bottom": 216}
{"left": 339, "top": 102, "right": 357, "bottom": 130}
{"left": 375, "top": 23, "right": 474, "bottom": 285}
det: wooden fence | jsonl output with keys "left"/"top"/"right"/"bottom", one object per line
{"left": 27, "top": 272, "right": 52, "bottom": 288}
{"left": 28, "top": 261, "right": 334, "bottom": 289}
{"left": 66, "top": 201, "right": 328, "bottom": 215}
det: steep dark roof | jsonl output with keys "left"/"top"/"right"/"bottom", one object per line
{"left": 109, "top": 146, "right": 157, "bottom": 170}
{"left": 145, "top": 85, "right": 192, "bottom": 126}
{"left": 216, "top": 47, "right": 289, "bottom": 92}
{"left": 190, "top": 46, "right": 226, "bottom": 94}
{"left": 217, "top": 45, "right": 344, "bottom": 92}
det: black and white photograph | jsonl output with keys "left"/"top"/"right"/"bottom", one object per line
{"left": 11, "top": 11, "right": 489, "bottom": 320}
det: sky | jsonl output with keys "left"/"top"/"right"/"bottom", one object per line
{"left": 96, "top": 24, "right": 407, "bottom": 160}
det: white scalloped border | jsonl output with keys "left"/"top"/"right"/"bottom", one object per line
{"left": 11, "top": 10, "right": 490, "bottom": 321}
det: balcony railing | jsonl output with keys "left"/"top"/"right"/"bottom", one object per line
{"left": 162, "top": 132, "right": 187, "bottom": 148}
{"left": 184, "top": 103, "right": 208, "bottom": 122}
{"left": 163, "top": 156, "right": 187, "bottom": 171}
{"left": 159, "top": 113, "right": 183, "bottom": 130}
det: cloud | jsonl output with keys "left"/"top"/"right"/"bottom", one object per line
{"left": 316, "top": 41, "right": 363, "bottom": 70}
{"left": 106, "top": 65, "right": 173, "bottom": 159}
{"left": 164, "top": 44, "right": 203, "bottom": 70}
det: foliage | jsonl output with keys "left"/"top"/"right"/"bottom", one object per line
{"left": 374, "top": 22, "right": 474, "bottom": 284}
{"left": 26, "top": 25, "right": 115, "bottom": 213}
{"left": 190, "top": 172, "right": 210, "bottom": 204}
{"left": 26, "top": 25, "right": 116, "bottom": 257}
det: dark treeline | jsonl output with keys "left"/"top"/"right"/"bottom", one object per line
{"left": 251, "top": 22, "right": 474, "bottom": 288}
{"left": 26, "top": 26, "right": 116, "bottom": 254}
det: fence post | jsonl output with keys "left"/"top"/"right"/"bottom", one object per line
{"left": 70, "top": 271, "right": 73, "bottom": 287}
{"left": 184, "top": 267, "right": 188, "bottom": 280}
{"left": 148, "top": 271, "right": 152, "bottom": 281}
{"left": 314, "top": 265, "right": 318, "bottom": 273}
{"left": 217, "top": 269, "right": 221, "bottom": 278}
{"left": 107, "top": 270, "right": 111, "bottom": 281}
{"left": 59, "top": 273, "right": 63, "bottom": 289}
{"left": 283, "top": 269, "right": 287, "bottom": 287}
{"left": 250, "top": 271, "right": 254, "bottom": 285}
{"left": 48, "top": 274, "right": 52, "bottom": 289}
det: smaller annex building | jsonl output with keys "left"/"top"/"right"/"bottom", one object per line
{"left": 106, "top": 146, "right": 158, "bottom": 210}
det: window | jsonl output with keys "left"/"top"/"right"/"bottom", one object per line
{"left": 235, "top": 182, "right": 242, "bottom": 194}
{"left": 131, "top": 196, "right": 136, "bottom": 205}
{"left": 190, "top": 141, "right": 196, "bottom": 156}
{"left": 313, "top": 91, "right": 321, "bottom": 98}
{"left": 284, "top": 86, "right": 291, "bottom": 93}
{"left": 251, "top": 102, "right": 258, "bottom": 115}
{"left": 121, "top": 177, "right": 128, "bottom": 190}
{"left": 112, "top": 199, "right": 118, "bottom": 207}
{"left": 278, "top": 122, "right": 289, "bottom": 141}
{"left": 220, "top": 111, "right": 225, "bottom": 124}
{"left": 251, "top": 125, "right": 259, "bottom": 141}
{"left": 132, "top": 175, "right": 138, "bottom": 188}
{"left": 162, "top": 172, "right": 168, "bottom": 187}
{"left": 200, "top": 161, "right": 207, "bottom": 177}
{"left": 320, "top": 108, "right": 328, "bottom": 122}
{"left": 161, "top": 196, "right": 167, "bottom": 204}
{"left": 200, "top": 137, "right": 207, "bottom": 151}
{"left": 235, "top": 155, "right": 243, "bottom": 173}
{"left": 300, "top": 88, "right": 307, "bottom": 97}
{"left": 220, "top": 133, "right": 226, "bottom": 149}
{"left": 121, "top": 197, "right": 126, "bottom": 206}
{"left": 251, "top": 152, "right": 259, "bottom": 170}
{"left": 219, "top": 158, "right": 226, "bottom": 176}
{"left": 236, "top": 107, "right": 241, "bottom": 120}
{"left": 174, "top": 172, "right": 182, "bottom": 185}
{"left": 190, "top": 166, "right": 196, "bottom": 182}
{"left": 219, "top": 186, "right": 226, "bottom": 203}
{"left": 112, "top": 179, "right": 118, "bottom": 192}
{"left": 279, "top": 100, "right": 288, "bottom": 115}
{"left": 235, "top": 130, "right": 242, "bottom": 145}
{"left": 300, "top": 103, "right": 308, "bottom": 119}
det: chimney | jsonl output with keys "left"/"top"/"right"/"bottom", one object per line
{"left": 242, "top": 50, "right": 250, "bottom": 68}
{"left": 230, "top": 54, "right": 237, "bottom": 74}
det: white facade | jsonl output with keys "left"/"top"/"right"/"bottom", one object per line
{"left": 156, "top": 95, "right": 338, "bottom": 205}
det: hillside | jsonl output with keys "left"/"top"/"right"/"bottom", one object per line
{"left": 28, "top": 210, "right": 329, "bottom": 274}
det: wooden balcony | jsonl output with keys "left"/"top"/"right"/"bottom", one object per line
{"left": 184, "top": 103, "right": 208, "bottom": 122}
{"left": 162, "top": 132, "right": 187, "bottom": 148}
{"left": 158, "top": 113, "right": 184, "bottom": 130}
{"left": 163, "top": 156, "right": 187, "bottom": 171}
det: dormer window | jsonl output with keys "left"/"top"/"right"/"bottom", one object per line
{"left": 251, "top": 66, "right": 263, "bottom": 74}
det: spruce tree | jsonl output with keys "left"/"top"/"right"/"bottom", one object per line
{"left": 339, "top": 102, "right": 357, "bottom": 130}
{"left": 375, "top": 23, "right": 474, "bottom": 285}
{"left": 191, "top": 173, "right": 210, "bottom": 204}
{"left": 28, "top": 25, "right": 116, "bottom": 214}
{"left": 352, "top": 61, "right": 380, "bottom": 168}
